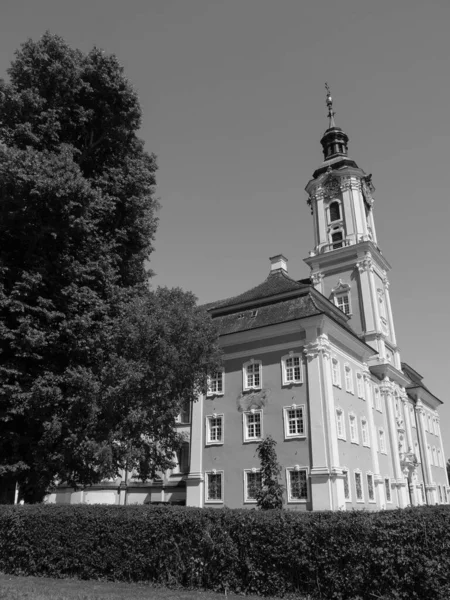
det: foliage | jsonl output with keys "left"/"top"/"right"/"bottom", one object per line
{"left": 0, "top": 32, "right": 221, "bottom": 501}
{"left": 1, "top": 504, "right": 450, "bottom": 600}
{"left": 255, "top": 435, "right": 284, "bottom": 510}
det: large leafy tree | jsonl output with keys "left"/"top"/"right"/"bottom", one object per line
{"left": 0, "top": 33, "right": 220, "bottom": 502}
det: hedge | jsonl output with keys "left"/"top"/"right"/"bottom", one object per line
{"left": 1, "top": 504, "right": 450, "bottom": 599}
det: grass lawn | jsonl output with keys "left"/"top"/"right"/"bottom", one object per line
{"left": 0, "top": 574, "right": 285, "bottom": 600}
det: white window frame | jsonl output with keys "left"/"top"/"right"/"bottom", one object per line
{"left": 361, "top": 418, "right": 370, "bottom": 447}
{"left": 427, "top": 444, "right": 433, "bottom": 465}
{"left": 281, "top": 352, "right": 303, "bottom": 386}
{"left": 204, "top": 470, "right": 224, "bottom": 504}
{"left": 433, "top": 418, "right": 439, "bottom": 436}
{"left": 354, "top": 470, "right": 364, "bottom": 503}
{"left": 374, "top": 386, "right": 382, "bottom": 411}
{"left": 243, "top": 409, "right": 263, "bottom": 443}
{"left": 367, "top": 472, "right": 375, "bottom": 503}
{"left": 243, "top": 359, "right": 262, "bottom": 391}
{"left": 433, "top": 446, "right": 438, "bottom": 467}
{"left": 384, "top": 477, "right": 392, "bottom": 503}
{"left": 428, "top": 414, "right": 433, "bottom": 433}
{"left": 206, "top": 414, "right": 224, "bottom": 446}
{"left": 283, "top": 404, "right": 306, "bottom": 439}
{"left": 336, "top": 407, "right": 346, "bottom": 440}
{"left": 243, "top": 469, "right": 262, "bottom": 504}
{"left": 356, "top": 372, "right": 365, "bottom": 399}
{"left": 207, "top": 368, "right": 225, "bottom": 396}
{"left": 332, "top": 358, "right": 341, "bottom": 388}
{"left": 379, "top": 428, "right": 387, "bottom": 454}
{"left": 335, "top": 293, "right": 351, "bottom": 316}
{"left": 410, "top": 405, "right": 416, "bottom": 427}
{"left": 286, "top": 467, "right": 309, "bottom": 503}
{"left": 349, "top": 413, "right": 359, "bottom": 444}
{"left": 414, "top": 440, "right": 421, "bottom": 463}
{"left": 330, "top": 280, "right": 352, "bottom": 316}
{"left": 342, "top": 468, "right": 351, "bottom": 502}
{"left": 344, "top": 364, "right": 354, "bottom": 393}
{"left": 438, "top": 448, "right": 443, "bottom": 468}
{"left": 327, "top": 199, "right": 343, "bottom": 224}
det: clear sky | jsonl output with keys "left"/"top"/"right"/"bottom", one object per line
{"left": 1, "top": 0, "right": 449, "bottom": 456}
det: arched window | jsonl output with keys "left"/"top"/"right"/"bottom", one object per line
{"left": 329, "top": 201, "right": 341, "bottom": 222}
{"left": 331, "top": 231, "right": 343, "bottom": 249}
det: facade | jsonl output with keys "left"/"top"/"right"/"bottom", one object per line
{"left": 47, "top": 91, "right": 449, "bottom": 509}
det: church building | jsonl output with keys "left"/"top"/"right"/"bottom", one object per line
{"left": 47, "top": 89, "right": 448, "bottom": 509}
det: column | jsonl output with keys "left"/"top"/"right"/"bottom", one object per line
{"left": 304, "top": 335, "right": 334, "bottom": 511}
{"left": 381, "top": 377, "right": 408, "bottom": 507}
{"left": 315, "top": 190, "right": 327, "bottom": 249}
{"left": 383, "top": 278, "right": 398, "bottom": 346}
{"left": 356, "top": 258, "right": 376, "bottom": 333}
{"left": 436, "top": 416, "right": 450, "bottom": 488}
{"left": 415, "top": 399, "right": 435, "bottom": 505}
{"left": 401, "top": 391, "right": 418, "bottom": 506}
{"left": 363, "top": 365, "right": 384, "bottom": 508}
{"left": 311, "top": 271, "right": 324, "bottom": 295}
{"left": 185, "top": 394, "right": 204, "bottom": 507}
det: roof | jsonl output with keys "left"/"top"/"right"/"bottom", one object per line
{"left": 202, "top": 268, "right": 354, "bottom": 336}
{"left": 202, "top": 270, "right": 308, "bottom": 312}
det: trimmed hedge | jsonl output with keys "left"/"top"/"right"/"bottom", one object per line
{"left": 1, "top": 504, "right": 450, "bottom": 599}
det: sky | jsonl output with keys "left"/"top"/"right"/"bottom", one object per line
{"left": 1, "top": 0, "right": 449, "bottom": 455}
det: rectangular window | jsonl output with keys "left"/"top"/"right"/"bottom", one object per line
{"left": 444, "top": 487, "right": 448, "bottom": 504}
{"left": 420, "top": 484, "right": 425, "bottom": 504}
{"left": 349, "top": 414, "right": 358, "bottom": 444}
{"left": 374, "top": 386, "right": 382, "bottom": 411}
{"left": 336, "top": 409, "right": 346, "bottom": 440}
{"left": 284, "top": 405, "right": 306, "bottom": 438}
{"left": 439, "top": 485, "right": 443, "bottom": 503}
{"left": 208, "top": 369, "right": 224, "bottom": 396}
{"left": 356, "top": 373, "right": 364, "bottom": 399}
{"left": 438, "top": 449, "right": 443, "bottom": 468}
{"left": 428, "top": 414, "right": 433, "bottom": 433}
{"left": 354, "top": 471, "right": 363, "bottom": 501}
{"left": 244, "top": 410, "right": 262, "bottom": 442}
{"left": 283, "top": 354, "right": 302, "bottom": 384}
{"left": 244, "top": 470, "right": 262, "bottom": 502}
{"left": 343, "top": 469, "right": 351, "bottom": 501}
{"left": 433, "top": 447, "right": 438, "bottom": 466}
{"left": 433, "top": 419, "right": 439, "bottom": 436}
{"left": 379, "top": 429, "right": 386, "bottom": 453}
{"left": 415, "top": 441, "right": 421, "bottom": 463}
{"left": 367, "top": 473, "right": 375, "bottom": 502}
{"left": 384, "top": 478, "right": 391, "bottom": 502}
{"left": 287, "top": 468, "right": 308, "bottom": 502}
{"left": 410, "top": 406, "right": 416, "bottom": 427}
{"left": 244, "top": 361, "right": 262, "bottom": 390}
{"left": 361, "top": 419, "right": 370, "bottom": 447}
{"left": 344, "top": 365, "right": 354, "bottom": 393}
{"left": 205, "top": 471, "right": 223, "bottom": 502}
{"left": 336, "top": 294, "right": 350, "bottom": 315}
{"left": 428, "top": 445, "right": 433, "bottom": 466}
{"left": 332, "top": 359, "right": 341, "bottom": 387}
{"left": 206, "top": 415, "right": 224, "bottom": 445}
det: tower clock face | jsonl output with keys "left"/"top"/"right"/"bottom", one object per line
{"left": 324, "top": 176, "right": 340, "bottom": 199}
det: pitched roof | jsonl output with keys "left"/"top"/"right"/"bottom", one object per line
{"left": 202, "top": 270, "right": 309, "bottom": 312}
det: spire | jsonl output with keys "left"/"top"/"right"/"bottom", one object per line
{"left": 325, "top": 82, "right": 336, "bottom": 128}
{"left": 320, "top": 84, "right": 349, "bottom": 161}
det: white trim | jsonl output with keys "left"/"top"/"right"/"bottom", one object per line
{"left": 336, "top": 407, "right": 346, "bottom": 440}
{"left": 207, "top": 368, "right": 225, "bottom": 397}
{"left": 342, "top": 467, "right": 352, "bottom": 502}
{"left": 243, "top": 409, "right": 263, "bottom": 443}
{"left": 205, "top": 414, "right": 224, "bottom": 446}
{"left": 432, "top": 446, "right": 438, "bottom": 467}
{"left": 242, "top": 359, "right": 262, "bottom": 391}
{"left": 243, "top": 469, "right": 262, "bottom": 504}
{"left": 331, "top": 357, "right": 342, "bottom": 388}
{"left": 378, "top": 428, "right": 387, "bottom": 454}
{"left": 366, "top": 472, "right": 376, "bottom": 503}
{"left": 374, "top": 385, "right": 382, "bottom": 411}
{"left": 286, "top": 466, "right": 309, "bottom": 503}
{"left": 414, "top": 440, "right": 421, "bottom": 463}
{"left": 356, "top": 372, "right": 365, "bottom": 399}
{"left": 283, "top": 404, "right": 307, "bottom": 439}
{"left": 281, "top": 352, "right": 303, "bottom": 386}
{"left": 344, "top": 363, "right": 354, "bottom": 394}
{"left": 204, "top": 470, "right": 224, "bottom": 504}
{"left": 354, "top": 470, "right": 364, "bottom": 503}
{"left": 361, "top": 417, "right": 370, "bottom": 447}
{"left": 349, "top": 413, "right": 359, "bottom": 444}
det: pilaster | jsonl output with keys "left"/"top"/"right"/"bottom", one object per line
{"left": 185, "top": 394, "right": 204, "bottom": 507}
{"left": 415, "top": 399, "right": 435, "bottom": 504}
{"left": 363, "top": 365, "right": 384, "bottom": 508}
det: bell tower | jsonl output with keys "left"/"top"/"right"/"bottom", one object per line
{"left": 304, "top": 85, "right": 400, "bottom": 370}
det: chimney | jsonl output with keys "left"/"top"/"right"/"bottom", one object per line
{"left": 269, "top": 254, "right": 288, "bottom": 274}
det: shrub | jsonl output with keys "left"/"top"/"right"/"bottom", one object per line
{"left": 0, "top": 504, "right": 450, "bottom": 599}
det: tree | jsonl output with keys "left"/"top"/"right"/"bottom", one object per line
{"left": 0, "top": 33, "right": 221, "bottom": 502}
{"left": 255, "top": 435, "right": 284, "bottom": 510}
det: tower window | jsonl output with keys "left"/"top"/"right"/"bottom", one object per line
{"left": 329, "top": 201, "right": 341, "bottom": 222}
{"left": 331, "top": 231, "right": 343, "bottom": 249}
{"left": 335, "top": 293, "right": 351, "bottom": 316}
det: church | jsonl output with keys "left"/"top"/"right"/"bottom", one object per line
{"left": 47, "top": 89, "right": 449, "bottom": 509}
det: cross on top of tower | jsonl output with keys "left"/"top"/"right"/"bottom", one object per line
{"left": 325, "top": 82, "right": 336, "bottom": 129}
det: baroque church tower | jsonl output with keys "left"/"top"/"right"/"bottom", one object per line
{"left": 304, "top": 85, "right": 398, "bottom": 368}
